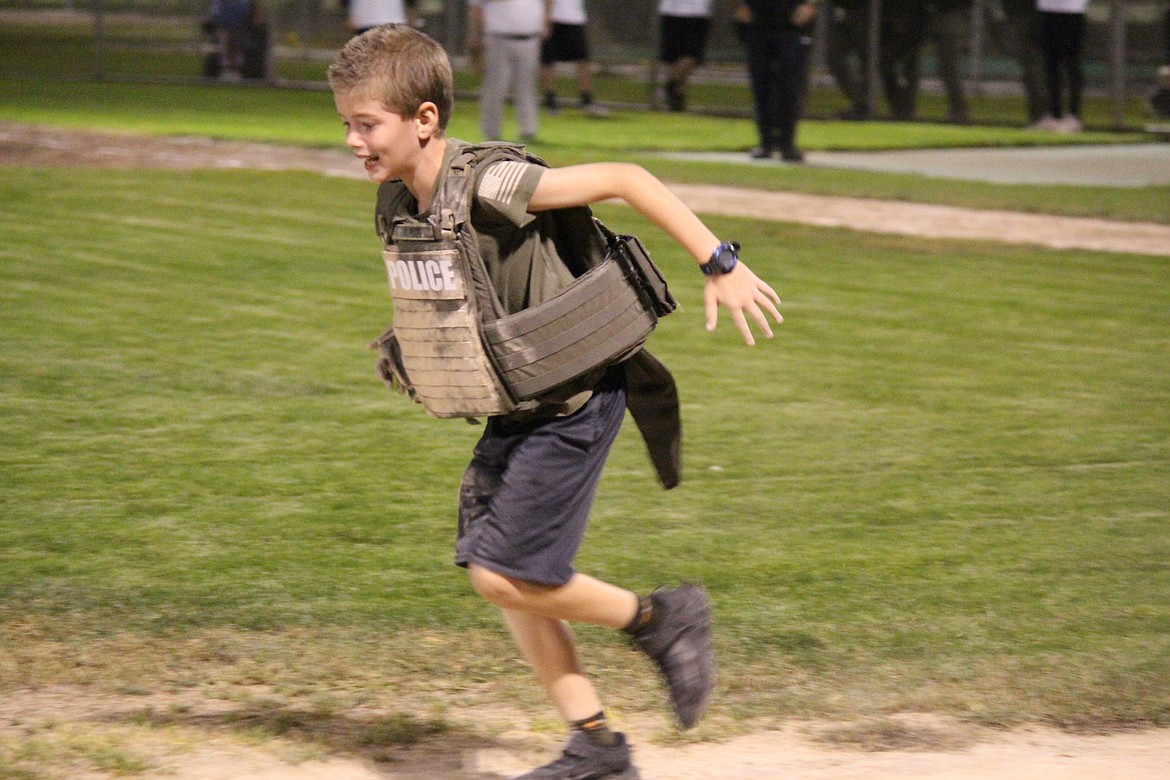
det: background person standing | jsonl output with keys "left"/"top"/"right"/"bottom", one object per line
{"left": 540, "top": 0, "right": 609, "bottom": 116}
{"left": 995, "top": 0, "right": 1049, "bottom": 125}
{"left": 1035, "top": 0, "right": 1089, "bottom": 132}
{"left": 924, "top": 0, "right": 972, "bottom": 124}
{"left": 658, "top": 0, "right": 715, "bottom": 111}
{"left": 825, "top": 0, "right": 872, "bottom": 119}
{"left": 878, "top": 0, "right": 924, "bottom": 120}
{"left": 468, "top": 0, "right": 553, "bottom": 142}
{"left": 733, "top": 0, "right": 820, "bottom": 161}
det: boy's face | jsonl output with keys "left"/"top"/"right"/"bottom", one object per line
{"left": 334, "top": 91, "right": 422, "bottom": 184}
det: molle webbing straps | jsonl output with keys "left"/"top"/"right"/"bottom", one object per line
{"left": 483, "top": 258, "right": 655, "bottom": 399}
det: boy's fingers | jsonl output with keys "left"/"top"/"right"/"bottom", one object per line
{"left": 704, "top": 286, "right": 718, "bottom": 331}
{"left": 748, "top": 302, "right": 774, "bottom": 339}
{"left": 758, "top": 293, "right": 784, "bottom": 324}
{"left": 731, "top": 309, "right": 756, "bottom": 346}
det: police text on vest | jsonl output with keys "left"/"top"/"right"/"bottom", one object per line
{"left": 385, "top": 257, "right": 460, "bottom": 295}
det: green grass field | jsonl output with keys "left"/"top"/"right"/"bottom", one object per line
{"left": 2, "top": 162, "right": 1168, "bottom": 748}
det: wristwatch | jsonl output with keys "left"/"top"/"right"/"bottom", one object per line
{"left": 700, "top": 241, "right": 740, "bottom": 276}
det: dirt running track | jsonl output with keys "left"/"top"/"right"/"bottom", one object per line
{"left": 2, "top": 122, "right": 1169, "bottom": 779}
{"left": 136, "top": 721, "right": 1170, "bottom": 780}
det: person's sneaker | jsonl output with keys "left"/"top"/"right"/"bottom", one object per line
{"left": 779, "top": 144, "right": 806, "bottom": 163}
{"left": 1030, "top": 115, "right": 1060, "bottom": 131}
{"left": 513, "top": 731, "right": 639, "bottom": 779}
{"left": 632, "top": 584, "right": 715, "bottom": 729}
{"left": 581, "top": 102, "right": 610, "bottom": 118}
{"left": 749, "top": 146, "right": 774, "bottom": 160}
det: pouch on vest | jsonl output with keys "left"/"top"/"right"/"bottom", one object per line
{"left": 480, "top": 227, "right": 677, "bottom": 402}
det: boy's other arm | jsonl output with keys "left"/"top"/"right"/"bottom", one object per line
{"left": 530, "top": 163, "right": 782, "bottom": 346}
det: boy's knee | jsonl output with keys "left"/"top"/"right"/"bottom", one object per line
{"left": 468, "top": 564, "right": 517, "bottom": 607}
{"left": 467, "top": 564, "right": 546, "bottom": 609}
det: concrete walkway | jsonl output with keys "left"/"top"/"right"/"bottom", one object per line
{"left": 804, "top": 143, "right": 1170, "bottom": 187}
{"left": 667, "top": 183, "right": 1170, "bottom": 257}
{"left": 661, "top": 143, "right": 1170, "bottom": 256}
{"left": 667, "top": 143, "right": 1170, "bottom": 187}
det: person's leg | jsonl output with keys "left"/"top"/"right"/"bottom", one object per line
{"left": 540, "top": 25, "right": 561, "bottom": 111}
{"left": 745, "top": 31, "right": 775, "bottom": 154}
{"left": 668, "top": 56, "right": 698, "bottom": 90}
{"left": 775, "top": 31, "right": 812, "bottom": 161}
{"left": 1009, "top": 7, "right": 1048, "bottom": 123}
{"left": 502, "top": 610, "right": 604, "bottom": 722}
{"left": 471, "top": 564, "right": 715, "bottom": 731}
{"left": 901, "top": 33, "right": 922, "bottom": 120}
{"left": 514, "top": 35, "right": 542, "bottom": 139}
{"left": 540, "top": 62, "right": 557, "bottom": 106}
{"left": 932, "top": 7, "right": 969, "bottom": 123}
{"left": 665, "top": 55, "right": 696, "bottom": 111}
{"left": 480, "top": 35, "right": 511, "bottom": 140}
{"left": 826, "top": 8, "right": 867, "bottom": 117}
{"left": 879, "top": 34, "right": 915, "bottom": 119}
{"left": 469, "top": 567, "right": 638, "bottom": 629}
{"left": 457, "top": 369, "right": 713, "bottom": 747}
{"left": 1065, "top": 12, "right": 1086, "bottom": 119}
{"left": 577, "top": 59, "right": 594, "bottom": 101}
{"left": 1039, "top": 11, "right": 1065, "bottom": 118}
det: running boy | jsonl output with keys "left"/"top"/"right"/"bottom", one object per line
{"left": 328, "top": 25, "right": 782, "bottom": 779}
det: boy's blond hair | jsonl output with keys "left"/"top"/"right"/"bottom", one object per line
{"left": 327, "top": 24, "right": 454, "bottom": 132}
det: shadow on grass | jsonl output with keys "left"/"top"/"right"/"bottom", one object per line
{"left": 121, "top": 701, "right": 516, "bottom": 779}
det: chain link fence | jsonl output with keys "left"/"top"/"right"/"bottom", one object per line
{"left": 2, "top": 0, "right": 1167, "bottom": 127}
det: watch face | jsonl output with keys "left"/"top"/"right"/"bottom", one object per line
{"left": 702, "top": 242, "right": 739, "bottom": 275}
{"left": 714, "top": 245, "right": 738, "bottom": 273}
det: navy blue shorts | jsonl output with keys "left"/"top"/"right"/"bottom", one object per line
{"left": 455, "top": 367, "right": 626, "bottom": 586}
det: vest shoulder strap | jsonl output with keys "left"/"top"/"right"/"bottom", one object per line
{"left": 374, "top": 179, "right": 414, "bottom": 244}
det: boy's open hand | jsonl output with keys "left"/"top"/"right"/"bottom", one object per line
{"left": 704, "top": 262, "right": 783, "bottom": 346}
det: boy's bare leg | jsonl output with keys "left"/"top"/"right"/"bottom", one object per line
{"left": 468, "top": 564, "right": 638, "bottom": 629}
{"left": 469, "top": 563, "right": 714, "bottom": 730}
{"left": 502, "top": 609, "right": 602, "bottom": 722}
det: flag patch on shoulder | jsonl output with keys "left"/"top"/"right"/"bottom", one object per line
{"left": 478, "top": 161, "right": 528, "bottom": 204}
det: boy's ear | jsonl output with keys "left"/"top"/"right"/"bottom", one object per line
{"left": 416, "top": 101, "right": 442, "bottom": 139}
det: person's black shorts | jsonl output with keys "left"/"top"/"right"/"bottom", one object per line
{"left": 541, "top": 22, "right": 590, "bottom": 65}
{"left": 659, "top": 15, "right": 711, "bottom": 65}
{"left": 455, "top": 367, "right": 626, "bottom": 586}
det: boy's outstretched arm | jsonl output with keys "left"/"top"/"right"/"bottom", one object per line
{"left": 530, "top": 163, "right": 782, "bottom": 346}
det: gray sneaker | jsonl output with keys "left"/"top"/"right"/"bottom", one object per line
{"left": 513, "top": 731, "right": 639, "bottom": 779}
{"left": 632, "top": 584, "right": 715, "bottom": 729}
